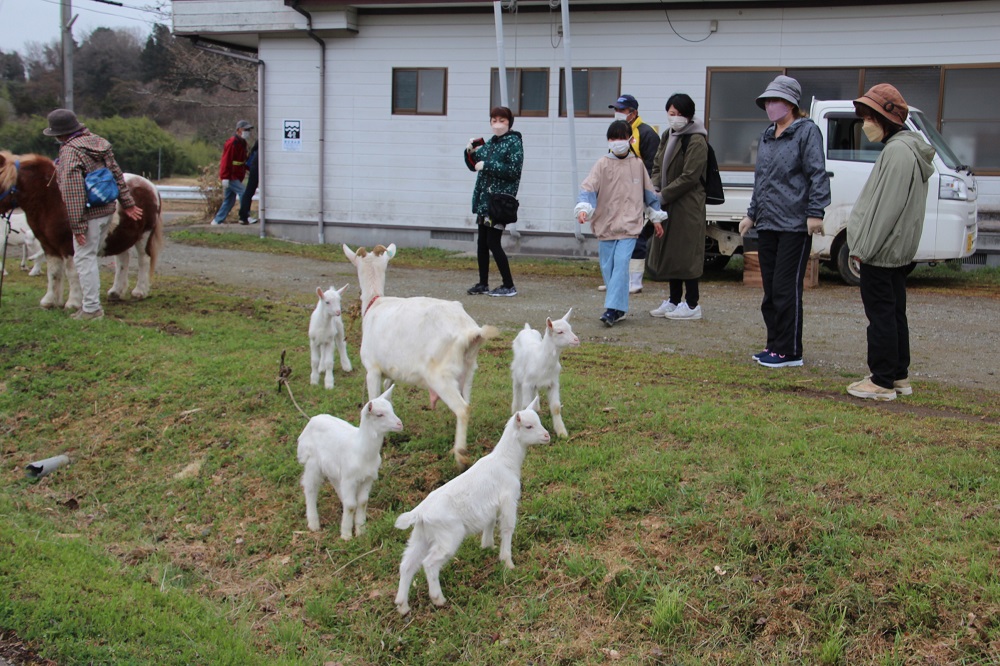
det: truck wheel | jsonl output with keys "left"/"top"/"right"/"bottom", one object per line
{"left": 704, "top": 255, "right": 731, "bottom": 271}
{"left": 836, "top": 241, "right": 861, "bottom": 286}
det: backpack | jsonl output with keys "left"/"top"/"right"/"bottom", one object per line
{"left": 680, "top": 134, "right": 725, "bottom": 205}
{"left": 84, "top": 167, "right": 119, "bottom": 208}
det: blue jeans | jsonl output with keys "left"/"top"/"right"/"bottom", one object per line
{"left": 599, "top": 238, "right": 636, "bottom": 312}
{"left": 213, "top": 179, "right": 246, "bottom": 224}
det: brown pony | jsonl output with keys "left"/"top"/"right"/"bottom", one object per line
{"left": 0, "top": 151, "right": 162, "bottom": 310}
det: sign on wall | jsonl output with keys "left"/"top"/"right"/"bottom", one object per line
{"left": 283, "top": 120, "right": 302, "bottom": 152}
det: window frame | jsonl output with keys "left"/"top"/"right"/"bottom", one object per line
{"left": 490, "top": 67, "right": 550, "bottom": 118}
{"left": 391, "top": 67, "right": 448, "bottom": 116}
{"left": 557, "top": 67, "right": 622, "bottom": 118}
{"left": 706, "top": 64, "right": 1000, "bottom": 175}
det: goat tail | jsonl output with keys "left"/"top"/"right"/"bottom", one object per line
{"left": 479, "top": 325, "right": 501, "bottom": 342}
{"left": 394, "top": 511, "right": 418, "bottom": 530}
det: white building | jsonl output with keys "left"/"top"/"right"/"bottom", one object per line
{"left": 173, "top": 0, "right": 1000, "bottom": 254}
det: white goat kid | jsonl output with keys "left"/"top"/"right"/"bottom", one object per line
{"left": 21, "top": 226, "right": 44, "bottom": 276}
{"left": 309, "top": 284, "right": 352, "bottom": 389}
{"left": 393, "top": 397, "right": 550, "bottom": 615}
{"left": 343, "top": 243, "right": 499, "bottom": 467}
{"left": 297, "top": 385, "right": 402, "bottom": 539}
{"left": 511, "top": 308, "right": 580, "bottom": 438}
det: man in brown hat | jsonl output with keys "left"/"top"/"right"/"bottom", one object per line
{"left": 43, "top": 108, "right": 143, "bottom": 321}
{"left": 845, "top": 84, "right": 936, "bottom": 401}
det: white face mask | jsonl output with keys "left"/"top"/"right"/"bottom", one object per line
{"left": 613, "top": 112, "right": 628, "bottom": 122}
{"left": 608, "top": 140, "right": 631, "bottom": 157}
{"left": 491, "top": 121, "right": 509, "bottom": 137}
{"left": 862, "top": 119, "right": 884, "bottom": 143}
{"left": 668, "top": 116, "right": 688, "bottom": 131}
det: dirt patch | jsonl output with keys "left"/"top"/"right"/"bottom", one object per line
{"left": 152, "top": 230, "right": 1000, "bottom": 392}
{"left": 0, "top": 630, "right": 57, "bottom": 666}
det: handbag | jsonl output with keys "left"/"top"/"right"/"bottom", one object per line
{"left": 84, "top": 167, "right": 119, "bottom": 208}
{"left": 487, "top": 192, "right": 519, "bottom": 226}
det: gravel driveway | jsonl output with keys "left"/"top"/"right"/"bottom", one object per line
{"left": 155, "top": 231, "right": 999, "bottom": 391}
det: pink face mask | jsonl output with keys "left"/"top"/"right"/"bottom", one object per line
{"left": 765, "top": 100, "right": 791, "bottom": 123}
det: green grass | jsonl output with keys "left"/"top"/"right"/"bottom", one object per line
{"left": 1, "top": 267, "right": 999, "bottom": 665}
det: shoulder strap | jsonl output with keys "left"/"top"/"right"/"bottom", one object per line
{"left": 680, "top": 133, "right": 691, "bottom": 153}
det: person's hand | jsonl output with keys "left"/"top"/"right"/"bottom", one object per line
{"left": 74, "top": 233, "right": 86, "bottom": 246}
{"left": 221, "top": 179, "right": 230, "bottom": 189}
{"left": 738, "top": 216, "right": 754, "bottom": 236}
{"left": 577, "top": 211, "right": 587, "bottom": 224}
{"left": 123, "top": 205, "right": 143, "bottom": 222}
{"left": 807, "top": 217, "right": 824, "bottom": 235}
{"left": 474, "top": 161, "right": 485, "bottom": 172}
{"left": 652, "top": 221, "right": 664, "bottom": 238}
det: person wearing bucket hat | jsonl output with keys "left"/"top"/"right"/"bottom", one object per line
{"left": 845, "top": 84, "right": 935, "bottom": 402}
{"left": 211, "top": 119, "right": 254, "bottom": 225}
{"left": 738, "top": 75, "right": 831, "bottom": 369}
{"left": 43, "top": 108, "right": 143, "bottom": 321}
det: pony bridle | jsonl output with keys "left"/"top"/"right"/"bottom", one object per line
{"left": 0, "top": 159, "right": 19, "bottom": 216}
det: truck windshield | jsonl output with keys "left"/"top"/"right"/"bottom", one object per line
{"left": 909, "top": 110, "right": 964, "bottom": 171}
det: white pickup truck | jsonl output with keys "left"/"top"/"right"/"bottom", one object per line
{"left": 705, "top": 99, "right": 979, "bottom": 285}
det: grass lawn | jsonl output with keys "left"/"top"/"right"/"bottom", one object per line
{"left": 1, "top": 255, "right": 998, "bottom": 665}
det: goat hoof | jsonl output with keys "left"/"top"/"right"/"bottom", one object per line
{"left": 107, "top": 291, "right": 123, "bottom": 302}
{"left": 430, "top": 595, "right": 447, "bottom": 608}
{"left": 395, "top": 603, "right": 410, "bottom": 616}
{"left": 340, "top": 533, "right": 352, "bottom": 541}
{"left": 131, "top": 289, "right": 148, "bottom": 300}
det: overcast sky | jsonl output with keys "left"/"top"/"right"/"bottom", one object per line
{"left": 0, "top": 0, "right": 168, "bottom": 56}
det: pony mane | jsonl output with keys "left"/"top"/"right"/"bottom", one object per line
{"left": 0, "top": 152, "right": 51, "bottom": 192}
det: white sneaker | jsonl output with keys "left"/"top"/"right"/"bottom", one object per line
{"left": 665, "top": 303, "right": 702, "bottom": 320}
{"left": 649, "top": 300, "right": 677, "bottom": 317}
{"left": 210, "top": 220, "right": 222, "bottom": 226}
{"left": 597, "top": 285, "right": 607, "bottom": 292}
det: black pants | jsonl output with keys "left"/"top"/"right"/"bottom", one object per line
{"left": 669, "top": 279, "right": 699, "bottom": 307}
{"left": 238, "top": 167, "right": 259, "bottom": 222}
{"left": 477, "top": 218, "right": 513, "bottom": 288}
{"left": 859, "top": 263, "right": 910, "bottom": 389}
{"left": 631, "top": 232, "right": 649, "bottom": 260}
{"left": 757, "top": 230, "right": 811, "bottom": 357}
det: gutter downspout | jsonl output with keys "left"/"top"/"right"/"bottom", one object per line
{"left": 292, "top": 0, "right": 327, "bottom": 244}
{"left": 560, "top": 0, "right": 583, "bottom": 241}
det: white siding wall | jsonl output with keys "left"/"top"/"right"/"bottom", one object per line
{"left": 249, "top": 1, "right": 1000, "bottom": 243}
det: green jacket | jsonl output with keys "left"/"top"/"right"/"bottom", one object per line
{"left": 847, "top": 131, "right": 935, "bottom": 268}
{"left": 465, "top": 131, "right": 523, "bottom": 216}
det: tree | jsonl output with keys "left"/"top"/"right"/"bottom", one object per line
{"left": 0, "top": 51, "right": 26, "bottom": 83}
{"left": 75, "top": 28, "right": 143, "bottom": 116}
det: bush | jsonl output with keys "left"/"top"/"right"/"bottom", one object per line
{"left": 0, "top": 116, "right": 59, "bottom": 159}
{"left": 174, "top": 138, "right": 219, "bottom": 176}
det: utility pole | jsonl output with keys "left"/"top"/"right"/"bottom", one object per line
{"left": 61, "top": 0, "right": 76, "bottom": 110}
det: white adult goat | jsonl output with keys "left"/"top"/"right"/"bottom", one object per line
{"left": 343, "top": 243, "right": 499, "bottom": 467}
{"left": 394, "top": 396, "right": 550, "bottom": 615}
{"left": 510, "top": 308, "right": 580, "bottom": 438}
{"left": 309, "top": 284, "right": 352, "bottom": 389}
{"left": 297, "top": 385, "right": 402, "bottom": 539}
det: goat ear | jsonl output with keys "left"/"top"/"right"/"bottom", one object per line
{"left": 385, "top": 243, "right": 397, "bottom": 259}
{"left": 527, "top": 395, "right": 541, "bottom": 412}
{"left": 366, "top": 400, "right": 373, "bottom": 413}
{"left": 337, "top": 284, "right": 349, "bottom": 295}
{"left": 546, "top": 317, "right": 554, "bottom": 330}
{"left": 316, "top": 286, "right": 324, "bottom": 299}
{"left": 563, "top": 307, "right": 573, "bottom": 321}
{"left": 342, "top": 244, "right": 358, "bottom": 266}
{"left": 378, "top": 384, "right": 395, "bottom": 402}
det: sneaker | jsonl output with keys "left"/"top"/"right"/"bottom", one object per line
{"left": 248, "top": 217, "right": 258, "bottom": 225}
{"left": 650, "top": 300, "right": 677, "bottom": 318}
{"left": 751, "top": 349, "right": 770, "bottom": 362}
{"left": 757, "top": 352, "right": 803, "bottom": 368}
{"left": 600, "top": 309, "right": 624, "bottom": 327}
{"left": 665, "top": 303, "right": 702, "bottom": 320}
{"left": 893, "top": 378, "right": 913, "bottom": 396}
{"left": 597, "top": 285, "right": 607, "bottom": 291}
{"left": 71, "top": 308, "right": 104, "bottom": 321}
{"left": 467, "top": 283, "right": 489, "bottom": 295}
{"left": 210, "top": 220, "right": 223, "bottom": 226}
{"left": 488, "top": 286, "right": 517, "bottom": 297}
{"left": 238, "top": 218, "right": 249, "bottom": 225}
{"left": 847, "top": 377, "right": 896, "bottom": 401}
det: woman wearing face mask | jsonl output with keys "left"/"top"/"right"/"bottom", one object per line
{"left": 465, "top": 106, "right": 524, "bottom": 297}
{"left": 647, "top": 93, "right": 709, "bottom": 321}
{"left": 845, "top": 84, "right": 935, "bottom": 401}
{"left": 575, "top": 120, "right": 667, "bottom": 326}
{"left": 738, "top": 76, "right": 831, "bottom": 368}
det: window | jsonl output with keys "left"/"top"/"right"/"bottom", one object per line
{"left": 941, "top": 66, "right": 1000, "bottom": 172}
{"left": 826, "top": 113, "right": 883, "bottom": 163}
{"left": 490, "top": 68, "right": 549, "bottom": 117}
{"left": 706, "top": 69, "right": 780, "bottom": 167}
{"left": 707, "top": 65, "right": 1000, "bottom": 173}
{"left": 558, "top": 68, "right": 620, "bottom": 117}
{"left": 392, "top": 68, "right": 447, "bottom": 115}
